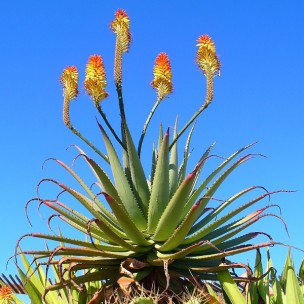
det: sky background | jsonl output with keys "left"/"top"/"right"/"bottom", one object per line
{"left": 1, "top": 0, "right": 304, "bottom": 298}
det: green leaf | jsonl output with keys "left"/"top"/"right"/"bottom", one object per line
{"left": 93, "top": 218, "right": 145, "bottom": 252}
{"left": 52, "top": 159, "right": 116, "bottom": 224}
{"left": 17, "top": 265, "right": 43, "bottom": 304}
{"left": 45, "top": 179, "right": 125, "bottom": 238}
{"left": 169, "top": 118, "right": 179, "bottom": 198}
{"left": 285, "top": 251, "right": 304, "bottom": 304}
{"left": 217, "top": 269, "right": 246, "bottom": 304}
{"left": 153, "top": 241, "right": 205, "bottom": 260}
{"left": 155, "top": 198, "right": 203, "bottom": 251}
{"left": 17, "top": 251, "right": 58, "bottom": 303}
{"left": 42, "top": 199, "right": 112, "bottom": 242}
{"left": 98, "top": 122, "right": 147, "bottom": 230}
{"left": 28, "top": 233, "right": 132, "bottom": 252}
{"left": 182, "top": 155, "right": 257, "bottom": 244}
{"left": 153, "top": 170, "right": 197, "bottom": 241}
{"left": 266, "top": 249, "right": 283, "bottom": 304}
{"left": 102, "top": 193, "right": 152, "bottom": 247}
{"left": 184, "top": 144, "right": 255, "bottom": 222}
{"left": 189, "top": 186, "right": 260, "bottom": 234}
{"left": 299, "top": 258, "right": 304, "bottom": 282}
{"left": 147, "top": 129, "right": 170, "bottom": 234}
{"left": 178, "top": 123, "right": 196, "bottom": 185}
{"left": 123, "top": 122, "right": 150, "bottom": 214}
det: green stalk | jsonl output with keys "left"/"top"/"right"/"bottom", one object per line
{"left": 169, "top": 69, "right": 214, "bottom": 150}
{"left": 138, "top": 97, "right": 161, "bottom": 157}
{"left": 63, "top": 96, "right": 109, "bottom": 163}
{"left": 96, "top": 103, "right": 126, "bottom": 150}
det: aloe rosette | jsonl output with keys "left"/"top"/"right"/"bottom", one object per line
{"left": 15, "top": 9, "right": 287, "bottom": 303}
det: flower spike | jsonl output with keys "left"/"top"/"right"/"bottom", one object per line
{"left": 60, "top": 65, "right": 109, "bottom": 162}
{"left": 169, "top": 36, "right": 220, "bottom": 149}
{"left": 110, "top": 9, "right": 131, "bottom": 53}
{"left": 137, "top": 53, "right": 173, "bottom": 156}
{"left": 196, "top": 35, "right": 216, "bottom": 53}
{"left": 85, "top": 55, "right": 125, "bottom": 149}
{"left": 196, "top": 35, "right": 220, "bottom": 102}
{"left": 84, "top": 55, "right": 108, "bottom": 105}
{"left": 60, "top": 66, "right": 79, "bottom": 127}
{"left": 196, "top": 35, "right": 220, "bottom": 78}
{"left": 60, "top": 66, "right": 79, "bottom": 102}
{"left": 111, "top": 9, "right": 131, "bottom": 87}
{"left": 151, "top": 52, "right": 173, "bottom": 100}
{"left": 0, "top": 286, "right": 14, "bottom": 303}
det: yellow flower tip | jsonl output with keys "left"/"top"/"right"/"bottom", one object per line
{"left": 0, "top": 286, "right": 13, "bottom": 302}
{"left": 60, "top": 66, "right": 79, "bottom": 101}
{"left": 151, "top": 52, "right": 173, "bottom": 100}
{"left": 111, "top": 9, "right": 131, "bottom": 53}
{"left": 196, "top": 36, "right": 220, "bottom": 77}
{"left": 84, "top": 55, "right": 108, "bottom": 104}
{"left": 196, "top": 35, "right": 216, "bottom": 53}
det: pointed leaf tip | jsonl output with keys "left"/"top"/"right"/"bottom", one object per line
{"left": 165, "top": 128, "right": 170, "bottom": 137}
{"left": 193, "top": 198, "right": 202, "bottom": 210}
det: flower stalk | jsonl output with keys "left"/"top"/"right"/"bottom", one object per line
{"left": 60, "top": 66, "right": 109, "bottom": 163}
{"left": 169, "top": 35, "right": 220, "bottom": 150}
{"left": 84, "top": 55, "right": 126, "bottom": 150}
{"left": 138, "top": 53, "right": 173, "bottom": 156}
{"left": 111, "top": 9, "right": 131, "bottom": 130}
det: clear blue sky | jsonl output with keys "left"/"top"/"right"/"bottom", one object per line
{"left": 1, "top": 0, "right": 304, "bottom": 282}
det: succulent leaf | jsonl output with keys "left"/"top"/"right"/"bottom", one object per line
{"left": 153, "top": 171, "right": 197, "bottom": 241}
{"left": 102, "top": 193, "right": 152, "bottom": 247}
{"left": 184, "top": 143, "right": 255, "bottom": 218}
{"left": 123, "top": 122, "right": 150, "bottom": 214}
{"left": 178, "top": 123, "right": 196, "bottom": 185}
{"left": 169, "top": 118, "right": 179, "bottom": 198}
{"left": 217, "top": 269, "right": 246, "bottom": 304}
{"left": 98, "top": 123, "right": 147, "bottom": 229}
{"left": 155, "top": 199, "right": 203, "bottom": 251}
{"left": 52, "top": 159, "right": 116, "bottom": 223}
{"left": 147, "top": 129, "right": 170, "bottom": 234}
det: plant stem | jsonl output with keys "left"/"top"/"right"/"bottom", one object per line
{"left": 63, "top": 96, "right": 109, "bottom": 163}
{"left": 169, "top": 71, "right": 214, "bottom": 150}
{"left": 137, "top": 97, "right": 161, "bottom": 157}
{"left": 96, "top": 104, "right": 126, "bottom": 150}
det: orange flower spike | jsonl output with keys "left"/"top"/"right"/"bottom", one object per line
{"left": 110, "top": 9, "right": 131, "bottom": 53}
{"left": 151, "top": 53, "right": 173, "bottom": 100}
{"left": 196, "top": 35, "right": 220, "bottom": 103}
{"left": 0, "top": 286, "right": 14, "bottom": 303}
{"left": 60, "top": 66, "right": 79, "bottom": 101}
{"left": 196, "top": 47, "right": 220, "bottom": 77}
{"left": 196, "top": 35, "right": 216, "bottom": 53}
{"left": 60, "top": 66, "right": 79, "bottom": 127}
{"left": 84, "top": 55, "right": 108, "bottom": 104}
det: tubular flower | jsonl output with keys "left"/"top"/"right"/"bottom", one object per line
{"left": 60, "top": 66, "right": 79, "bottom": 101}
{"left": 196, "top": 35, "right": 220, "bottom": 103}
{"left": 151, "top": 53, "right": 173, "bottom": 100}
{"left": 84, "top": 55, "right": 108, "bottom": 104}
{"left": 196, "top": 47, "right": 220, "bottom": 77}
{"left": 0, "top": 286, "right": 13, "bottom": 303}
{"left": 196, "top": 35, "right": 216, "bottom": 53}
{"left": 196, "top": 35, "right": 220, "bottom": 77}
{"left": 110, "top": 9, "right": 131, "bottom": 53}
{"left": 60, "top": 66, "right": 79, "bottom": 127}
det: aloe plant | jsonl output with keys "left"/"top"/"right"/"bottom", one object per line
{"left": 247, "top": 249, "right": 304, "bottom": 304}
{"left": 14, "top": 9, "right": 289, "bottom": 303}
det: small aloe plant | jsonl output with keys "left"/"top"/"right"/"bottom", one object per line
{"left": 14, "top": 9, "right": 289, "bottom": 303}
{"left": 247, "top": 249, "right": 304, "bottom": 304}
